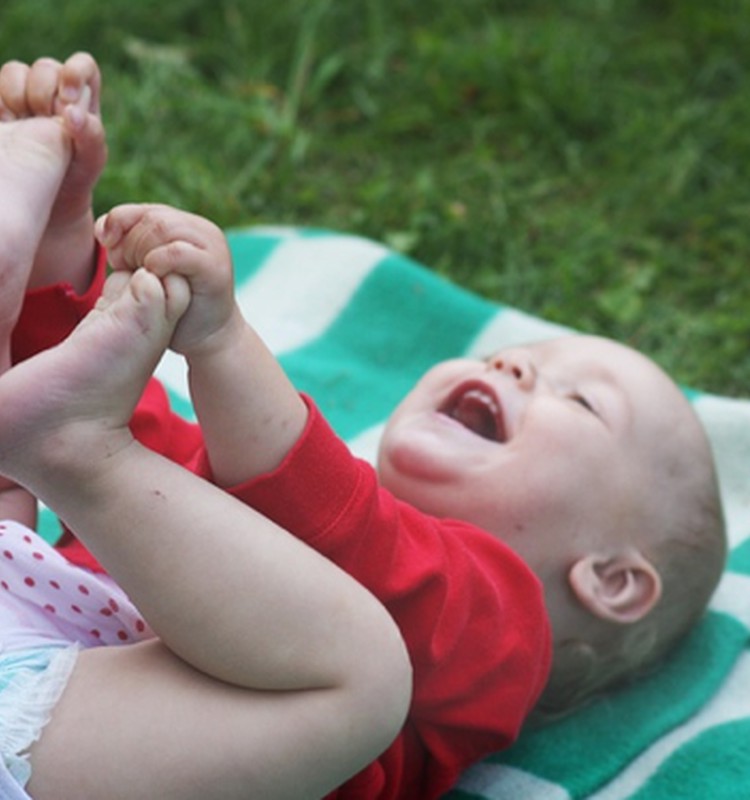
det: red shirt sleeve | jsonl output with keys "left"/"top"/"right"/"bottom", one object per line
{"left": 11, "top": 244, "right": 108, "bottom": 363}
{"left": 231, "top": 398, "right": 552, "bottom": 799}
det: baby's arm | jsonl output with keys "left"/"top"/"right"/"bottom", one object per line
{"left": 0, "top": 269, "right": 410, "bottom": 799}
{"left": 96, "top": 204, "right": 308, "bottom": 486}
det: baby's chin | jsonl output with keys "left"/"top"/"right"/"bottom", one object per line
{"left": 378, "top": 428, "right": 465, "bottom": 490}
{"left": 376, "top": 446, "right": 466, "bottom": 526}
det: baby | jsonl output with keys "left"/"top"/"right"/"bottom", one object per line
{"left": 6, "top": 53, "right": 727, "bottom": 799}
{"left": 0, "top": 99, "right": 410, "bottom": 799}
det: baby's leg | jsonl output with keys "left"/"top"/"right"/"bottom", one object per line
{"left": 0, "top": 271, "right": 409, "bottom": 798}
{"left": 0, "top": 54, "right": 106, "bottom": 292}
{"left": 0, "top": 267, "right": 395, "bottom": 689}
{"left": 0, "top": 115, "right": 71, "bottom": 369}
{"left": 0, "top": 268, "right": 189, "bottom": 486}
{"left": 28, "top": 634, "right": 406, "bottom": 800}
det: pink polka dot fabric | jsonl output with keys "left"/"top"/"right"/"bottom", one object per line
{"left": 0, "top": 519, "right": 152, "bottom": 652}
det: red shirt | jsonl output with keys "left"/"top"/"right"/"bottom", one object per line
{"left": 13, "top": 253, "right": 552, "bottom": 798}
{"left": 232, "top": 401, "right": 551, "bottom": 798}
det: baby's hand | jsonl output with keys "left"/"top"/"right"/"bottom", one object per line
{"left": 95, "top": 204, "right": 238, "bottom": 355}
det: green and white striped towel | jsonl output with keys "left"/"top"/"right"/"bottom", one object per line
{"left": 150, "top": 226, "right": 750, "bottom": 798}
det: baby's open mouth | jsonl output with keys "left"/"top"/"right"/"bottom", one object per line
{"left": 440, "top": 383, "right": 507, "bottom": 442}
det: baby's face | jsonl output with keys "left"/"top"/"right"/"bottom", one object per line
{"left": 377, "top": 335, "right": 692, "bottom": 580}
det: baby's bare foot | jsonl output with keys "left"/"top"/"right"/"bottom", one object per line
{"left": 0, "top": 269, "right": 189, "bottom": 494}
{"left": 0, "top": 116, "right": 71, "bottom": 354}
{"left": 0, "top": 54, "right": 106, "bottom": 292}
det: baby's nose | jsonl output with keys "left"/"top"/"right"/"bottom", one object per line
{"left": 488, "top": 349, "right": 536, "bottom": 390}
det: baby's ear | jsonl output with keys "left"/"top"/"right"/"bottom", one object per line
{"left": 568, "top": 550, "right": 662, "bottom": 625}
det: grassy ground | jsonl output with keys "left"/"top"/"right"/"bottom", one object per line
{"left": 2, "top": 0, "right": 748, "bottom": 394}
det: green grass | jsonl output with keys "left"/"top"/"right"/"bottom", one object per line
{"left": 2, "top": 0, "right": 749, "bottom": 394}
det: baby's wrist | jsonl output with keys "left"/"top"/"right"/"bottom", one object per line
{"left": 180, "top": 309, "right": 244, "bottom": 363}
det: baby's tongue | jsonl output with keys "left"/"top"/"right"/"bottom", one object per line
{"left": 451, "top": 391, "right": 499, "bottom": 441}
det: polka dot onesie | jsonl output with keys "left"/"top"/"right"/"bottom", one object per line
{"left": 0, "top": 519, "right": 153, "bottom": 795}
{"left": 0, "top": 519, "right": 152, "bottom": 652}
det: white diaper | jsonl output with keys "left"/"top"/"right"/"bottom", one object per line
{"left": 0, "top": 519, "right": 153, "bottom": 791}
{"left": 0, "top": 644, "right": 79, "bottom": 789}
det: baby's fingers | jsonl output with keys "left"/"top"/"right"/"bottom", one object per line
{"left": 141, "top": 241, "right": 211, "bottom": 281}
{"left": 95, "top": 204, "right": 164, "bottom": 268}
{"left": 95, "top": 211, "right": 124, "bottom": 257}
{"left": 97, "top": 204, "right": 216, "bottom": 275}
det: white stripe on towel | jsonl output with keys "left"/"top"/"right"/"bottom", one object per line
{"left": 236, "top": 234, "right": 389, "bottom": 355}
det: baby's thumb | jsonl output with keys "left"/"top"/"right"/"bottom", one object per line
{"left": 162, "top": 272, "right": 192, "bottom": 325}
